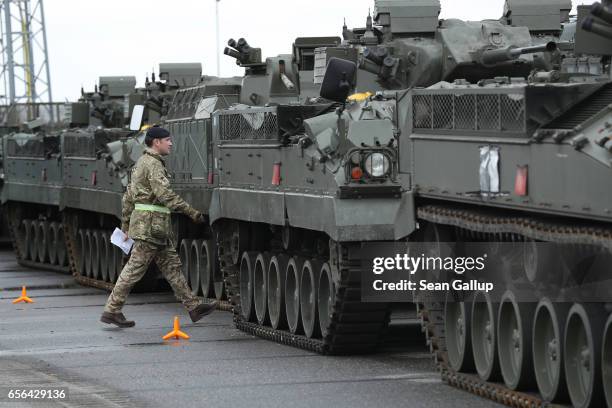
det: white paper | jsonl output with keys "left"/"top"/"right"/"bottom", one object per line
{"left": 488, "top": 146, "right": 500, "bottom": 194}
{"left": 111, "top": 227, "right": 134, "bottom": 255}
{"left": 479, "top": 146, "right": 490, "bottom": 193}
{"left": 479, "top": 145, "right": 500, "bottom": 196}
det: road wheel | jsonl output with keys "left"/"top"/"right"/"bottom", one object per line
{"left": 47, "top": 222, "right": 58, "bottom": 265}
{"left": 254, "top": 252, "right": 271, "bottom": 325}
{"left": 268, "top": 254, "right": 289, "bottom": 330}
{"left": 76, "top": 229, "right": 86, "bottom": 276}
{"left": 285, "top": 257, "right": 305, "bottom": 335}
{"left": 497, "top": 290, "right": 536, "bottom": 390}
{"left": 189, "top": 240, "right": 201, "bottom": 296}
{"left": 564, "top": 303, "right": 606, "bottom": 408}
{"left": 99, "top": 231, "right": 110, "bottom": 282}
{"left": 446, "top": 296, "right": 475, "bottom": 373}
{"left": 19, "top": 220, "right": 30, "bottom": 261}
{"left": 91, "top": 230, "right": 101, "bottom": 280}
{"left": 239, "top": 251, "right": 257, "bottom": 322}
{"left": 84, "top": 230, "right": 93, "bottom": 278}
{"left": 28, "top": 221, "right": 37, "bottom": 261}
{"left": 317, "top": 262, "right": 335, "bottom": 338}
{"left": 533, "top": 299, "right": 570, "bottom": 402}
{"left": 200, "top": 239, "right": 214, "bottom": 298}
{"left": 56, "top": 224, "right": 67, "bottom": 267}
{"left": 300, "top": 259, "right": 322, "bottom": 339}
{"left": 471, "top": 291, "right": 501, "bottom": 381}
{"left": 36, "top": 221, "right": 48, "bottom": 263}
{"left": 602, "top": 314, "right": 612, "bottom": 408}
{"left": 179, "top": 239, "right": 191, "bottom": 283}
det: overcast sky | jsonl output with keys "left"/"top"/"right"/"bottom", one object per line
{"left": 42, "top": 0, "right": 597, "bottom": 101}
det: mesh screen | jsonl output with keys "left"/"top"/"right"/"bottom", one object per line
{"left": 63, "top": 135, "right": 95, "bottom": 157}
{"left": 218, "top": 109, "right": 279, "bottom": 141}
{"left": 412, "top": 91, "right": 526, "bottom": 133}
{"left": 6, "top": 138, "right": 44, "bottom": 157}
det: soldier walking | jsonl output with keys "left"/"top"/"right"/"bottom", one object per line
{"left": 101, "top": 126, "right": 216, "bottom": 328}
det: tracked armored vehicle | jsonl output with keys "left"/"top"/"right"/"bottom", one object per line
{"left": 204, "top": 0, "right": 580, "bottom": 355}
{"left": 401, "top": 4, "right": 612, "bottom": 407}
{"left": 308, "top": 2, "right": 612, "bottom": 407}
{"left": 1, "top": 65, "right": 243, "bottom": 294}
{"left": 2, "top": 74, "right": 143, "bottom": 280}
{"left": 2, "top": 6, "right": 609, "bottom": 406}
{"left": 205, "top": 1, "right": 612, "bottom": 407}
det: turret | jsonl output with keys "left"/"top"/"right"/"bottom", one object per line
{"left": 316, "top": 1, "right": 565, "bottom": 91}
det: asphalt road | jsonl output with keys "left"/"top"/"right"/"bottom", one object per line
{"left": 0, "top": 250, "right": 500, "bottom": 408}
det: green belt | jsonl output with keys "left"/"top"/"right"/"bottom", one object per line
{"left": 134, "top": 204, "right": 170, "bottom": 214}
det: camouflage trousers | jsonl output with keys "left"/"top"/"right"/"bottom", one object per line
{"left": 104, "top": 240, "right": 202, "bottom": 313}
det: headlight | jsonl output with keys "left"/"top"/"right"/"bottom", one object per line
{"left": 364, "top": 153, "right": 390, "bottom": 177}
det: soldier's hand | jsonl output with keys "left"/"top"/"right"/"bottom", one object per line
{"left": 192, "top": 212, "right": 206, "bottom": 224}
{"left": 123, "top": 232, "right": 130, "bottom": 242}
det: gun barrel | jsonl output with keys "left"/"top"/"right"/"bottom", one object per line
{"left": 514, "top": 42, "right": 558, "bottom": 56}
{"left": 364, "top": 47, "right": 388, "bottom": 65}
{"left": 237, "top": 38, "right": 251, "bottom": 52}
{"left": 481, "top": 42, "right": 557, "bottom": 65}
{"left": 380, "top": 57, "right": 396, "bottom": 79}
{"left": 583, "top": 17, "right": 612, "bottom": 40}
{"left": 224, "top": 47, "right": 241, "bottom": 60}
{"left": 280, "top": 73, "right": 295, "bottom": 90}
{"left": 591, "top": 2, "right": 612, "bottom": 25}
{"left": 359, "top": 59, "right": 382, "bottom": 75}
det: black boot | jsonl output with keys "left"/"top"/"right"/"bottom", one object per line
{"left": 100, "top": 312, "right": 135, "bottom": 328}
{"left": 189, "top": 301, "right": 218, "bottom": 323}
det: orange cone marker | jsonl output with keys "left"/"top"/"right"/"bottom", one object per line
{"left": 162, "top": 316, "right": 190, "bottom": 340}
{"left": 12, "top": 286, "right": 34, "bottom": 304}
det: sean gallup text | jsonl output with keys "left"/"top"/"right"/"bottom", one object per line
{"left": 372, "top": 279, "right": 494, "bottom": 293}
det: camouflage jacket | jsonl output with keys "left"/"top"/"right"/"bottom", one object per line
{"left": 122, "top": 148, "right": 199, "bottom": 245}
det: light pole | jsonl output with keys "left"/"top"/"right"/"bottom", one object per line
{"left": 215, "top": 0, "right": 220, "bottom": 77}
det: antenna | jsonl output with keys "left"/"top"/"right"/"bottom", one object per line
{"left": 215, "top": 0, "right": 221, "bottom": 76}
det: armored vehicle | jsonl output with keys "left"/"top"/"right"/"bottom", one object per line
{"left": 57, "top": 65, "right": 228, "bottom": 290}
{"left": 2, "top": 5, "right": 609, "bottom": 407}
{"left": 300, "top": 2, "right": 611, "bottom": 407}
{"left": 210, "top": 80, "right": 406, "bottom": 353}
{"left": 202, "top": 0, "right": 580, "bottom": 350}
{"left": 0, "top": 106, "right": 66, "bottom": 246}
{"left": 2, "top": 73, "right": 141, "bottom": 281}
{"left": 6, "top": 0, "right": 571, "bottom": 294}
{"left": 2, "top": 65, "right": 243, "bottom": 295}
{"left": 202, "top": 2, "right": 612, "bottom": 407}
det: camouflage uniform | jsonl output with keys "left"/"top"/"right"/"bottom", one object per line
{"left": 104, "top": 148, "right": 203, "bottom": 313}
